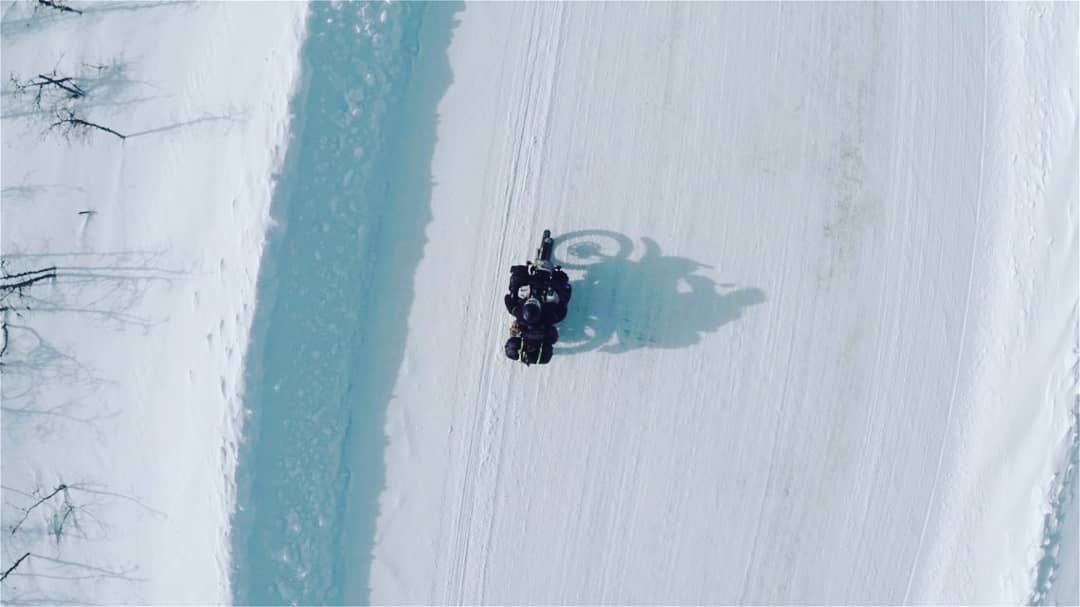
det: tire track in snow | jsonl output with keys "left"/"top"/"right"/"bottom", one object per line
{"left": 477, "top": 6, "right": 565, "bottom": 602}
{"left": 428, "top": 13, "right": 518, "bottom": 600}
{"left": 902, "top": 4, "right": 990, "bottom": 602}
{"left": 737, "top": 317, "right": 798, "bottom": 604}
{"left": 444, "top": 5, "right": 555, "bottom": 601}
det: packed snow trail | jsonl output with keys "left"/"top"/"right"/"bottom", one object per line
{"left": 363, "top": 3, "right": 1078, "bottom": 604}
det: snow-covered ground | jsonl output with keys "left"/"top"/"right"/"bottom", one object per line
{"left": 3, "top": 1, "right": 1077, "bottom": 605}
{"left": 365, "top": 2, "right": 1079, "bottom": 604}
{"left": 1, "top": 2, "right": 306, "bottom": 604}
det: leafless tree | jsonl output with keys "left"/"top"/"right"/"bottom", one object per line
{"left": 35, "top": 0, "right": 83, "bottom": 15}
{"left": 7, "top": 484, "right": 81, "bottom": 541}
{"left": 47, "top": 107, "right": 126, "bottom": 140}
{"left": 9, "top": 72, "right": 86, "bottom": 110}
{"left": 1, "top": 481, "right": 154, "bottom": 592}
{"left": 0, "top": 263, "right": 57, "bottom": 361}
{"left": 1, "top": 552, "right": 31, "bottom": 583}
{"left": 8, "top": 59, "right": 127, "bottom": 142}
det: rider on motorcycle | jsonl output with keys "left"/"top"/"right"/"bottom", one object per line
{"left": 503, "top": 262, "right": 572, "bottom": 365}
{"left": 504, "top": 263, "right": 572, "bottom": 325}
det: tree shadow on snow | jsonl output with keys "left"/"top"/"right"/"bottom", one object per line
{"left": 551, "top": 229, "right": 766, "bottom": 355}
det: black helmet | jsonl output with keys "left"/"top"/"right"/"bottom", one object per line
{"left": 522, "top": 297, "right": 542, "bottom": 324}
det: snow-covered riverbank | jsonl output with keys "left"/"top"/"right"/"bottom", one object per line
{"left": 1, "top": 2, "right": 306, "bottom": 603}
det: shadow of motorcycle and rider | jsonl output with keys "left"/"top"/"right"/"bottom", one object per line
{"left": 547, "top": 230, "right": 766, "bottom": 356}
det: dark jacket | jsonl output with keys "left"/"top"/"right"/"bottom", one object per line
{"left": 504, "top": 265, "right": 572, "bottom": 326}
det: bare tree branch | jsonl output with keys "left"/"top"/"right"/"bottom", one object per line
{"left": 48, "top": 108, "right": 126, "bottom": 140}
{"left": 9, "top": 72, "right": 84, "bottom": 114}
{"left": 0, "top": 266, "right": 56, "bottom": 294}
{"left": 23, "top": 554, "right": 144, "bottom": 582}
{"left": 34, "top": 73, "right": 85, "bottom": 98}
{"left": 9, "top": 484, "right": 67, "bottom": 536}
{"left": 1, "top": 552, "right": 31, "bottom": 583}
{"left": 36, "top": 0, "right": 82, "bottom": 15}
{"left": 0, "top": 266, "right": 57, "bottom": 283}
{"left": 51, "top": 495, "right": 76, "bottom": 543}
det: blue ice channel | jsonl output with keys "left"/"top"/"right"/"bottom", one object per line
{"left": 231, "top": 2, "right": 462, "bottom": 604}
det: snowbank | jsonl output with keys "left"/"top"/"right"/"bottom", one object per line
{"left": 1, "top": 2, "right": 306, "bottom": 603}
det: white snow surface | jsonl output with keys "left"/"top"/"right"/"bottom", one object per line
{"left": 1, "top": 1, "right": 1077, "bottom": 605}
{"left": 368, "top": 3, "right": 1078, "bottom": 604}
{"left": 1, "top": 2, "right": 306, "bottom": 604}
